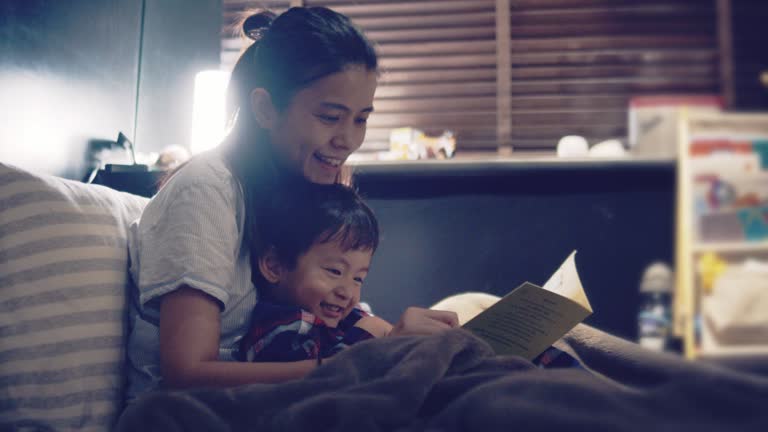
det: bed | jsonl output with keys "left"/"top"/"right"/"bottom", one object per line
{"left": 117, "top": 324, "right": 768, "bottom": 431}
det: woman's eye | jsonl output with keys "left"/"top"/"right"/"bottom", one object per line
{"left": 316, "top": 114, "right": 340, "bottom": 123}
{"left": 354, "top": 117, "right": 368, "bottom": 125}
{"left": 325, "top": 268, "right": 342, "bottom": 276}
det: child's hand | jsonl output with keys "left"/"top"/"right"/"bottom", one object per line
{"left": 354, "top": 316, "right": 393, "bottom": 338}
{"left": 388, "top": 307, "right": 459, "bottom": 337}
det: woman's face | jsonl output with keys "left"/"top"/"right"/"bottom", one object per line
{"left": 265, "top": 65, "right": 378, "bottom": 184}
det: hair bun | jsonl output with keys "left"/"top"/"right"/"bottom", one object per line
{"left": 243, "top": 11, "right": 276, "bottom": 41}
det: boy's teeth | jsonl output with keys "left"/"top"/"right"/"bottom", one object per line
{"left": 323, "top": 303, "right": 342, "bottom": 312}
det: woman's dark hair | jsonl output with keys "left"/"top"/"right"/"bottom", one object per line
{"left": 220, "top": 7, "right": 378, "bottom": 289}
{"left": 253, "top": 183, "right": 379, "bottom": 291}
{"left": 226, "top": 6, "right": 378, "bottom": 122}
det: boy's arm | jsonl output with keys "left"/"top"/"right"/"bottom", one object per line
{"left": 354, "top": 315, "right": 393, "bottom": 338}
{"left": 160, "top": 286, "right": 316, "bottom": 388}
{"left": 354, "top": 308, "right": 460, "bottom": 338}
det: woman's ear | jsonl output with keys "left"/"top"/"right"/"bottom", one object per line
{"left": 250, "top": 88, "right": 277, "bottom": 130}
{"left": 258, "top": 246, "right": 283, "bottom": 284}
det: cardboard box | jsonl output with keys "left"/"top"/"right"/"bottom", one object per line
{"left": 628, "top": 95, "right": 723, "bottom": 157}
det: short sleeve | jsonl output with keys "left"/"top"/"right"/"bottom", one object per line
{"left": 322, "top": 308, "right": 375, "bottom": 358}
{"left": 337, "top": 306, "right": 371, "bottom": 331}
{"left": 132, "top": 180, "right": 242, "bottom": 311}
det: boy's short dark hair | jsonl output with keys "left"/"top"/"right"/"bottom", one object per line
{"left": 253, "top": 183, "right": 379, "bottom": 289}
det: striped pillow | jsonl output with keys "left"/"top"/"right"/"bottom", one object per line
{"left": 0, "top": 163, "right": 148, "bottom": 432}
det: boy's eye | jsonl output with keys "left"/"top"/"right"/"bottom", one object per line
{"left": 325, "top": 268, "right": 342, "bottom": 276}
{"left": 353, "top": 277, "right": 364, "bottom": 284}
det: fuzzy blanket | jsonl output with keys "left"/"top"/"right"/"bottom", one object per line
{"left": 116, "top": 325, "right": 768, "bottom": 431}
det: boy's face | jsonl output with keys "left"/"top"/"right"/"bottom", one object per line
{"left": 275, "top": 240, "right": 372, "bottom": 328}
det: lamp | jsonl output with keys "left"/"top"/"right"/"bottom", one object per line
{"left": 116, "top": 131, "right": 136, "bottom": 165}
{"left": 191, "top": 70, "right": 230, "bottom": 154}
{"left": 83, "top": 132, "right": 145, "bottom": 184}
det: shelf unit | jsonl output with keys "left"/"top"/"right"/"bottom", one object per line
{"left": 675, "top": 110, "right": 768, "bottom": 359}
{"left": 692, "top": 241, "right": 768, "bottom": 254}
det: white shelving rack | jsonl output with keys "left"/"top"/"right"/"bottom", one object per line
{"left": 675, "top": 110, "right": 768, "bottom": 359}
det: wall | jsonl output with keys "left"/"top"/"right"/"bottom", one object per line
{"left": 135, "top": 0, "right": 221, "bottom": 153}
{"left": 0, "top": 0, "right": 221, "bottom": 179}
{"left": 0, "top": 0, "right": 141, "bottom": 179}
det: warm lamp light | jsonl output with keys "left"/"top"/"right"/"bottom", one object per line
{"left": 190, "top": 70, "right": 230, "bottom": 154}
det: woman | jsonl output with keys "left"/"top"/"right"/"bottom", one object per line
{"left": 125, "top": 6, "right": 458, "bottom": 401}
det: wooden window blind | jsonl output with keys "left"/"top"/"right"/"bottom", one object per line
{"left": 307, "top": 0, "right": 499, "bottom": 152}
{"left": 507, "top": 0, "right": 719, "bottom": 150}
{"left": 222, "top": 0, "right": 499, "bottom": 153}
{"left": 221, "top": 0, "right": 719, "bottom": 153}
{"left": 221, "top": 1, "right": 291, "bottom": 70}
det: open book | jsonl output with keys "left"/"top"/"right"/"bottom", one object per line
{"left": 463, "top": 251, "right": 592, "bottom": 360}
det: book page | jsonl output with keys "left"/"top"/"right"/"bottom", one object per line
{"left": 463, "top": 251, "right": 592, "bottom": 360}
{"left": 541, "top": 250, "right": 592, "bottom": 312}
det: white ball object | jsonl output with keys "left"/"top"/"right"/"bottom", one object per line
{"left": 557, "top": 135, "right": 589, "bottom": 157}
{"left": 589, "top": 139, "right": 627, "bottom": 157}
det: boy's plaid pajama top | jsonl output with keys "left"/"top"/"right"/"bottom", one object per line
{"left": 239, "top": 303, "right": 374, "bottom": 362}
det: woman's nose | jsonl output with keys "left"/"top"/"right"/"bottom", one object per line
{"left": 330, "top": 129, "right": 351, "bottom": 151}
{"left": 331, "top": 121, "right": 363, "bottom": 152}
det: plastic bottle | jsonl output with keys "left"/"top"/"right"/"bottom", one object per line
{"left": 638, "top": 262, "right": 674, "bottom": 351}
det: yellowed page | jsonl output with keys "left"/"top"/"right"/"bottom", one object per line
{"left": 463, "top": 251, "right": 592, "bottom": 360}
{"left": 541, "top": 251, "right": 592, "bottom": 312}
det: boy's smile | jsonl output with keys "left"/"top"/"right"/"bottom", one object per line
{"left": 273, "top": 240, "right": 372, "bottom": 327}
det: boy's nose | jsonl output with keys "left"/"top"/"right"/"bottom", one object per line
{"left": 334, "top": 282, "right": 358, "bottom": 301}
{"left": 334, "top": 288, "right": 350, "bottom": 301}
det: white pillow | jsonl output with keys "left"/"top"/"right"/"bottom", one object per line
{"left": 430, "top": 292, "right": 501, "bottom": 326}
{"left": 0, "top": 163, "right": 148, "bottom": 432}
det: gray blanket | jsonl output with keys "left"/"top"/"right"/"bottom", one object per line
{"left": 117, "top": 325, "right": 768, "bottom": 431}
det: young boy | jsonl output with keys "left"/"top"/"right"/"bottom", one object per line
{"left": 239, "top": 182, "right": 387, "bottom": 364}
{"left": 237, "top": 182, "right": 582, "bottom": 371}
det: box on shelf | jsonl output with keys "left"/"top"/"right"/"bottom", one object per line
{"left": 693, "top": 171, "right": 768, "bottom": 210}
{"left": 700, "top": 259, "right": 768, "bottom": 353}
{"left": 692, "top": 163, "right": 768, "bottom": 243}
{"left": 737, "top": 206, "right": 768, "bottom": 241}
{"left": 698, "top": 207, "right": 768, "bottom": 243}
{"left": 628, "top": 95, "right": 722, "bottom": 157}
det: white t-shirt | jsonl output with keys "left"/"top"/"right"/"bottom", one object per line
{"left": 125, "top": 148, "right": 257, "bottom": 401}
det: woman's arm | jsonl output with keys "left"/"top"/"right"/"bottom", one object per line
{"left": 159, "top": 286, "right": 316, "bottom": 389}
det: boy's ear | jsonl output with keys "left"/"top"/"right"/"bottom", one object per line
{"left": 250, "top": 88, "right": 277, "bottom": 130}
{"left": 258, "top": 246, "right": 283, "bottom": 284}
